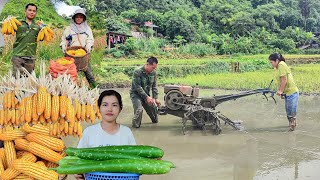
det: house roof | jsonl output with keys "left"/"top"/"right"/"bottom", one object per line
{"left": 144, "top": 21, "right": 159, "bottom": 28}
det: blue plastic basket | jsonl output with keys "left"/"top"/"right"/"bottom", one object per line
{"left": 85, "top": 172, "right": 140, "bottom": 180}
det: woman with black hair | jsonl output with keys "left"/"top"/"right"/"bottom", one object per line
{"left": 77, "top": 90, "right": 136, "bottom": 148}
{"left": 269, "top": 53, "right": 299, "bottom": 131}
{"left": 75, "top": 90, "right": 136, "bottom": 180}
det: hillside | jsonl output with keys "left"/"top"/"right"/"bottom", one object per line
{"left": 0, "top": 0, "right": 67, "bottom": 27}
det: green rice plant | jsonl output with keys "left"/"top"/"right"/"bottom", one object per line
{"left": 175, "top": 43, "right": 217, "bottom": 57}
{"left": 161, "top": 64, "right": 320, "bottom": 94}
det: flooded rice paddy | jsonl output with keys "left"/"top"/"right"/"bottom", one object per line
{"left": 65, "top": 88, "right": 320, "bottom": 180}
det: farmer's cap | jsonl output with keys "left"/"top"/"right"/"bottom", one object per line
{"left": 72, "top": 9, "right": 86, "bottom": 21}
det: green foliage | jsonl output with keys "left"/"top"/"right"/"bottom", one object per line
{"left": 176, "top": 43, "right": 217, "bottom": 57}
{"left": 0, "top": 0, "right": 67, "bottom": 27}
{"left": 165, "top": 16, "right": 196, "bottom": 42}
{"left": 161, "top": 64, "right": 320, "bottom": 93}
{"left": 268, "top": 38, "right": 296, "bottom": 52}
{"left": 105, "top": 16, "right": 130, "bottom": 34}
{"left": 88, "top": 12, "right": 106, "bottom": 30}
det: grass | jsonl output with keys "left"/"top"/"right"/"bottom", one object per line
{"left": 161, "top": 64, "right": 320, "bottom": 94}
{"left": 102, "top": 54, "right": 320, "bottom": 67}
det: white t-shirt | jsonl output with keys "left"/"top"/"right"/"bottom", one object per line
{"left": 77, "top": 123, "right": 136, "bottom": 148}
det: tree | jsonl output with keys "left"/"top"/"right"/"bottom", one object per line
{"left": 165, "top": 16, "right": 196, "bottom": 42}
{"left": 230, "top": 11, "right": 256, "bottom": 36}
{"left": 299, "top": 0, "right": 311, "bottom": 31}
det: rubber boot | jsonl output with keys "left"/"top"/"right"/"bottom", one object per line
{"left": 90, "top": 82, "right": 97, "bottom": 89}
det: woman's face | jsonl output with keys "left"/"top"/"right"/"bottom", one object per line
{"left": 99, "top": 95, "right": 121, "bottom": 123}
{"left": 74, "top": 14, "right": 85, "bottom": 24}
{"left": 269, "top": 59, "right": 278, "bottom": 68}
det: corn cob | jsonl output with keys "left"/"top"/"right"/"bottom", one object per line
{"left": 13, "top": 174, "right": 34, "bottom": 180}
{"left": 16, "top": 151, "right": 28, "bottom": 158}
{"left": 66, "top": 101, "right": 75, "bottom": 127}
{"left": 36, "top": 161, "right": 46, "bottom": 167}
{"left": 61, "top": 151, "right": 67, "bottom": 157}
{"left": 45, "top": 93, "right": 52, "bottom": 119}
{"left": 49, "top": 123, "right": 54, "bottom": 136}
{"left": 37, "top": 86, "right": 47, "bottom": 115}
{"left": 0, "top": 152, "right": 37, "bottom": 180}
{"left": 0, "top": 148, "right": 6, "bottom": 169}
{"left": 11, "top": 91, "right": 16, "bottom": 109}
{"left": 4, "top": 140, "right": 16, "bottom": 167}
{"left": 15, "top": 109, "right": 20, "bottom": 126}
{"left": 53, "top": 122, "right": 58, "bottom": 136}
{"left": 95, "top": 100, "right": 99, "bottom": 114}
{"left": 32, "top": 94, "right": 38, "bottom": 122}
{"left": 7, "top": 92, "right": 12, "bottom": 109}
{"left": 19, "top": 152, "right": 37, "bottom": 162}
{"left": 73, "top": 121, "right": 78, "bottom": 134}
{"left": 27, "top": 142, "right": 63, "bottom": 163}
{"left": 0, "top": 129, "right": 26, "bottom": 141}
{"left": 12, "top": 17, "right": 22, "bottom": 26}
{"left": 0, "top": 157, "right": 4, "bottom": 176}
{"left": 77, "top": 122, "right": 82, "bottom": 138}
{"left": 81, "top": 103, "right": 86, "bottom": 120}
{"left": 75, "top": 99, "right": 81, "bottom": 119}
{"left": 14, "top": 139, "right": 29, "bottom": 151}
{"left": 5, "top": 109, "right": 11, "bottom": 124}
{"left": 68, "top": 126, "right": 73, "bottom": 136}
{"left": 61, "top": 131, "right": 66, "bottom": 137}
{"left": 11, "top": 110, "right": 15, "bottom": 124}
{"left": 5, "top": 125, "right": 13, "bottom": 131}
{"left": 25, "top": 96, "right": 32, "bottom": 123}
{"left": 26, "top": 133, "right": 65, "bottom": 152}
{"left": 39, "top": 114, "right": 46, "bottom": 123}
{"left": 57, "top": 123, "right": 61, "bottom": 137}
{"left": 46, "top": 161, "right": 59, "bottom": 168}
{"left": 4, "top": 92, "right": 8, "bottom": 109}
{"left": 64, "top": 121, "right": 69, "bottom": 134}
{"left": 90, "top": 106, "right": 96, "bottom": 123}
{"left": 10, "top": 109, "right": 15, "bottom": 124}
{"left": 51, "top": 95, "right": 59, "bottom": 122}
{"left": 59, "top": 121, "right": 64, "bottom": 133}
{"left": 10, "top": 18, "right": 17, "bottom": 31}
{"left": 22, "top": 123, "right": 50, "bottom": 136}
{"left": 97, "top": 111, "right": 102, "bottom": 120}
{"left": 19, "top": 98, "right": 26, "bottom": 123}
{"left": 86, "top": 104, "right": 91, "bottom": 118}
{"left": 59, "top": 95, "right": 67, "bottom": 118}
{"left": 0, "top": 110, "right": 4, "bottom": 125}
{"left": 12, "top": 159, "right": 59, "bottom": 180}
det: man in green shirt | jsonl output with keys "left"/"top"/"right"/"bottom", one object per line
{"left": 269, "top": 53, "right": 299, "bottom": 131}
{"left": 11, "top": 3, "right": 40, "bottom": 76}
{"left": 130, "top": 57, "right": 161, "bottom": 128}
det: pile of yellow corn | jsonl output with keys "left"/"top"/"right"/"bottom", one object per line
{"left": 66, "top": 48, "right": 87, "bottom": 57}
{"left": 0, "top": 62, "right": 101, "bottom": 179}
{"left": 0, "top": 125, "right": 65, "bottom": 179}
{"left": 56, "top": 57, "right": 73, "bottom": 65}
{"left": 1, "top": 16, "right": 22, "bottom": 36}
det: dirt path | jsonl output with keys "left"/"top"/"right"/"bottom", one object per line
{"left": 65, "top": 88, "right": 320, "bottom": 180}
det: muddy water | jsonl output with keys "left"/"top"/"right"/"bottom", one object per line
{"left": 65, "top": 88, "right": 320, "bottom": 180}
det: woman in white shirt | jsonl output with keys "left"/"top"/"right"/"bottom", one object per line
{"left": 75, "top": 90, "right": 136, "bottom": 180}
